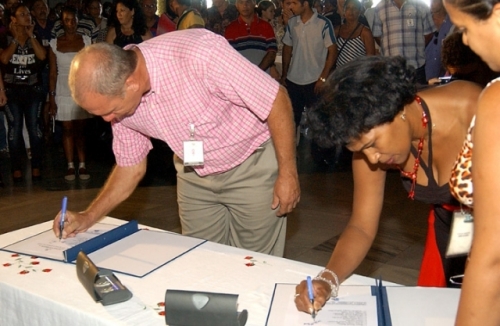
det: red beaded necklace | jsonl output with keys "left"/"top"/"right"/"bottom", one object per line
{"left": 399, "top": 96, "right": 429, "bottom": 200}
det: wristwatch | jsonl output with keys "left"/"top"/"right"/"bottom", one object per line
{"left": 319, "top": 77, "right": 326, "bottom": 83}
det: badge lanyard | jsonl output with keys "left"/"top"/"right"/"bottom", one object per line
{"left": 183, "top": 123, "right": 204, "bottom": 166}
{"left": 445, "top": 205, "right": 474, "bottom": 258}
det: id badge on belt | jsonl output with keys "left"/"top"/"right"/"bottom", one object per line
{"left": 446, "top": 208, "right": 474, "bottom": 258}
{"left": 183, "top": 124, "right": 204, "bottom": 166}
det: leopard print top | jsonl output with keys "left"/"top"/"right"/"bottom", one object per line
{"left": 449, "top": 116, "right": 474, "bottom": 207}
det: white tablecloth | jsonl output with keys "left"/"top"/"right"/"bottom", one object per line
{"left": 0, "top": 217, "right": 460, "bottom": 326}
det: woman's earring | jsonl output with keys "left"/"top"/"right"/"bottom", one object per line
{"left": 400, "top": 109, "right": 406, "bottom": 121}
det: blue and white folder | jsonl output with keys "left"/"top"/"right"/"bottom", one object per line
{"left": 1, "top": 220, "right": 206, "bottom": 277}
{"left": 266, "top": 278, "right": 392, "bottom": 326}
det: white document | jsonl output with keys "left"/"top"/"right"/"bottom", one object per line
{"left": 87, "top": 229, "right": 205, "bottom": 277}
{"left": 266, "top": 284, "right": 378, "bottom": 326}
{"left": 1, "top": 223, "right": 117, "bottom": 260}
{"left": 385, "top": 287, "right": 459, "bottom": 326}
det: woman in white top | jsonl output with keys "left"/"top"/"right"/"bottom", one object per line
{"left": 49, "top": 6, "right": 92, "bottom": 181}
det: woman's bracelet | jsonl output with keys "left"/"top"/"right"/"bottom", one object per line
{"left": 314, "top": 268, "right": 339, "bottom": 298}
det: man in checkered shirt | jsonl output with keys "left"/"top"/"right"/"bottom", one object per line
{"left": 53, "top": 29, "right": 300, "bottom": 257}
{"left": 372, "top": 0, "right": 436, "bottom": 84}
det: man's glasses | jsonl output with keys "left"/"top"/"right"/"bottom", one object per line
{"left": 142, "top": 4, "right": 156, "bottom": 9}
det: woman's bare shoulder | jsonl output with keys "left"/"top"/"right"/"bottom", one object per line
{"left": 360, "top": 25, "right": 373, "bottom": 38}
{"left": 420, "top": 80, "right": 481, "bottom": 131}
{"left": 432, "top": 80, "right": 482, "bottom": 96}
{"left": 423, "top": 80, "right": 482, "bottom": 108}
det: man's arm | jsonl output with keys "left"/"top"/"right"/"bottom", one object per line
{"left": 53, "top": 158, "right": 148, "bottom": 238}
{"left": 314, "top": 44, "right": 337, "bottom": 94}
{"left": 258, "top": 51, "right": 276, "bottom": 71}
{"left": 280, "top": 44, "right": 292, "bottom": 85}
{"left": 267, "top": 85, "right": 300, "bottom": 216}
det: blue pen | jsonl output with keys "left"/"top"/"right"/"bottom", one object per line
{"left": 306, "top": 276, "right": 316, "bottom": 320}
{"left": 59, "top": 196, "right": 68, "bottom": 240}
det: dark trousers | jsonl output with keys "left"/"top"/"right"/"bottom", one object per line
{"left": 5, "top": 86, "right": 44, "bottom": 171}
{"left": 285, "top": 79, "right": 319, "bottom": 127}
{"left": 416, "top": 65, "right": 427, "bottom": 86}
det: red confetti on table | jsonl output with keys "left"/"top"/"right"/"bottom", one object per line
{"left": 19, "top": 270, "right": 29, "bottom": 274}
{"left": 30, "top": 261, "right": 40, "bottom": 265}
{"left": 157, "top": 302, "right": 165, "bottom": 307}
{"left": 31, "top": 256, "right": 38, "bottom": 259}
{"left": 245, "top": 262, "right": 255, "bottom": 267}
{"left": 244, "top": 256, "right": 253, "bottom": 260}
{"left": 3, "top": 263, "right": 11, "bottom": 267}
{"left": 11, "top": 254, "right": 19, "bottom": 257}
{"left": 158, "top": 311, "right": 165, "bottom": 316}
{"left": 42, "top": 269, "right": 52, "bottom": 273}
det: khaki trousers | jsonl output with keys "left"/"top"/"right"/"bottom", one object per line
{"left": 174, "top": 140, "right": 286, "bottom": 257}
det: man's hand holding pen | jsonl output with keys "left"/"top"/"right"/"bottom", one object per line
{"left": 53, "top": 205, "right": 93, "bottom": 239}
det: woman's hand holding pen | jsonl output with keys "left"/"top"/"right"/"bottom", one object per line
{"left": 53, "top": 210, "right": 92, "bottom": 239}
{"left": 294, "top": 278, "right": 331, "bottom": 315}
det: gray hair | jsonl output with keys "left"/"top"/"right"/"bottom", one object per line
{"left": 69, "top": 43, "right": 138, "bottom": 103}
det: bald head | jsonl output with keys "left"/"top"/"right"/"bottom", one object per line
{"left": 69, "top": 43, "right": 138, "bottom": 106}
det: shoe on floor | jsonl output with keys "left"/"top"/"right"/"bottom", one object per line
{"left": 13, "top": 170, "right": 22, "bottom": 182}
{"left": 65, "top": 168, "right": 76, "bottom": 181}
{"left": 78, "top": 167, "right": 90, "bottom": 180}
{"left": 32, "top": 168, "right": 41, "bottom": 181}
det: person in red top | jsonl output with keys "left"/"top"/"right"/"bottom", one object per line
{"left": 224, "top": 0, "right": 277, "bottom": 72}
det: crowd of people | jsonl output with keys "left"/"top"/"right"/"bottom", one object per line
{"left": 0, "top": 0, "right": 498, "bottom": 323}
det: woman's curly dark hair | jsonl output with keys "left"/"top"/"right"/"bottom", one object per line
{"left": 442, "top": 30, "right": 481, "bottom": 69}
{"left": 308, "top": 56, "right": 416, "bottom": 148}
{"left": 444, "top": 0, "right": 499, "bottom": 20}
{"left": 108, "top": 0, "right": 148, "bottom": 35}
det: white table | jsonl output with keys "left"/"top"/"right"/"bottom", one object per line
{"left": 0, "top": 218, "right": 460, "bottom": 325}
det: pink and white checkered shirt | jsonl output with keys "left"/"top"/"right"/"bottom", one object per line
{"left": 113, "top": 29, "right": 279, "bottom": 176}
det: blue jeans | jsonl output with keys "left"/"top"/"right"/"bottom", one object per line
{"left": 4, "top": 86, "right": 44, "bottom": 171}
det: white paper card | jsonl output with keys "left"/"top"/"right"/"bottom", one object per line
{"left": 183, "top": 140, "right": 204, "bottom": 166}
{"left": 446, "top": 211, "right": 474, "bottom": 257}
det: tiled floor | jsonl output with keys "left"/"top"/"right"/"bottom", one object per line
{"left": 0, "top": 128, "right": 430, "bottom": 285}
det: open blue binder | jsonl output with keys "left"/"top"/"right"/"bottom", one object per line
{"left": 372, "top": 278, "right": 392, "bottom": 326}
{"left": 265, "top": 278, "right": 392, "bottom": 326}
{"left": 63, "top": 220, "right": 139, "bottom": 262}
{"left": 2, "top": 220, "right": 207, "bottom": 277}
